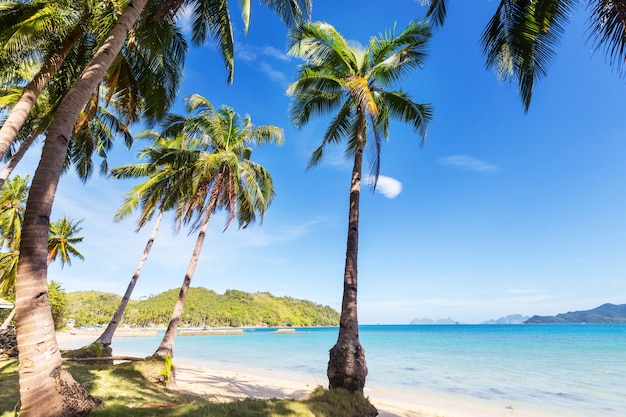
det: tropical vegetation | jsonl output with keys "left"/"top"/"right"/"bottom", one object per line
{"left": 6, "top": 0, "right": 311, "bottom": 414}
{"left": 425, "top": 0, "right": 626, "bottom": 111}
{"left": 65, "top": 288, "right": 339, "bottom": 328}
{"left": 0, "top": 358, "right": 376, "bottom": 417}
{"left": 287, "top": 20, "right": 433, "bottom": 394}
{"left": 131, "top": 95, "right": 284, "bottom": 358}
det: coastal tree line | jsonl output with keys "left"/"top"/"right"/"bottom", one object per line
{"left": 66, "top": 288, "right": 340, "bottom": 328}
{"left": 1, "top": 0, "right": 626, "bottom": 415}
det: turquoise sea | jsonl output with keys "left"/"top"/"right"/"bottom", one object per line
{"left": 85, "top": 325, "right": 625, "bottom": 416}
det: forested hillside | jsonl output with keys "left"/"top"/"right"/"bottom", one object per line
{"left": 525, "top": 303, "right": 626, "bottom": 324}
{"left": 66, "top": 288, "right": 339, "bottom": 328}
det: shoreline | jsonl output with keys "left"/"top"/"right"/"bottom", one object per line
{"left": 54, "top": 332, "right": 525, "bottom": 417}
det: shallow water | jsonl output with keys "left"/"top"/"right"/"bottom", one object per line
{"left": 98, "top": 324, "right": 626, "bottom": 416}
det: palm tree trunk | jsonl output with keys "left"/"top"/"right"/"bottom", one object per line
{"left": 153, "top": 211, "right": 212, "bottom": 359}
{"left": 15, "top": 1, "right": 149, "bottom": 415}
{"left": 154, "top": 186, "right": 221, "bottom": 359}
{"left": 95, "top": 211, "right": 163, "bottom": 346}
{"left": 1, "top": 307, "right": 16, "bottom": 330}
{"left": 0, "top": 25, "right": 83, "bottom": 161}
{"left": 0, "top": 130, "right": 39, "bottom": 190}
{"left": 327, "top": 110, "right": 368, "bottom": 393}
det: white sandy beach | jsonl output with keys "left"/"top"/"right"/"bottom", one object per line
{"left": 55, "top": 332, "right": 520, "bottom": 417}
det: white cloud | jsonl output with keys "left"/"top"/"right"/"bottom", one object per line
{"left": 262, "top": 46, "right": 290, "bottom": 61}
{"left": 258, "top": 62, "right": 288, "bottom": 85}
{"left": 366, "top": 175, "right": 402, "bottom": 199}
{"left": 236, "top": 43, "right": 291, "bottom": 62}
{"left": 438, "top": 154, "right": 499, "bottom": 173}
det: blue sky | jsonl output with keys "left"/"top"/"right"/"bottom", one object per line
{"left": 15, "top": 0, "right": 626, "bottom": 324}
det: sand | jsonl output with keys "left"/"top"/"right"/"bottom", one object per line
{"left": 55, "top": 332, "right": 503, "bottom": 417}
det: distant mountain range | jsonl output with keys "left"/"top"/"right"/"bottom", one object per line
{"left": 525, "top": 303, "right": 626, "bottom": 324}
{"left": 481, "top": 314, "right": 529, "bottom": 325}
{"left": 409, "top": 314, "right": 530, "bottom": 325}
{"left": 410, "top": 303, "right": 626, "bottom": 325}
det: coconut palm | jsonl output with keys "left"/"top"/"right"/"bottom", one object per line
{"left": 0, "top": 175, "right": 29, "bottom": 248}
{"left": 47, "top": 216, "right": 85, "bottom": 267}
{"left": 0, "top": 177, "right": 83, "bottom": 330}
{"left": 93, "top": 136, "right": 185, "bottom": 347}
{"left": 0, "top": 176, "right": 31, "bottom": 297}
{"left": 0, "top": 176, "right": 85, "bottom": 293}
{"left": 287, "top": 20, "right": 433, "bottom": 394}
{"left": 424, "top": 0, "right": 626, "bottom": 112}
{"left": 0, "top": 0, "right": 110, "bottom": 160}
{"left": 13, "top": 1, "right": 309, "bottom": 413}
{"left": 153, "top": 94, "right": 283, "bottom": 359}
{"left": 0, "top": 1, "right": 186, "bottom": 187}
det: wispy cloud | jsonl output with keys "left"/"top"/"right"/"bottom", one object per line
{"left": 438, "top": 154, "right": 499, "bottom": 173}
{"left": 258, "top": 62, "right": 288, "bottom": 85}
{"left": 366, "top": 175, "right": 402, "bottom": 199}
{"left": 236, "top": 43, "right": 290, "bottom": 62}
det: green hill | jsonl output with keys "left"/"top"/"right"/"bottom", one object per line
{"left": 66, "top": 288, "right": 339, "bottom": 328}
{"left": 525, "top": 303, "right": 626, "bottom": 324}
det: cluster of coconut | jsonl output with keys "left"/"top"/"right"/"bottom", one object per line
{"left": 0, "top": 326, "right": 17, "bottom": 358}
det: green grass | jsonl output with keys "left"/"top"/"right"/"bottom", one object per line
{"left": 0, "top": 358, "right": 376, "bottom": 417}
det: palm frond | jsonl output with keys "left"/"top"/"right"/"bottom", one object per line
{"left": 190, "top": 0, "right": 234, "bottom": 82}
{"left": 587, "top": 0, "right": 626, "bottom": 74}
{"left": 288, "top": 21, "right": 358, "bottom": 74}
{"left": 378, "top": 89, "right": 433, "bottom": 142}
{"left": 424, "top": 0, "right": 447, "bottom": 28}
{"left": 259, "top": 0, "right": 312, "bottom": 28}
{"left": 481, "top": 0, "right": 576, "bottom": 112}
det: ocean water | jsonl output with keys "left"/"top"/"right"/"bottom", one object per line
{"left": 104, "top": 325, "right": 626, "bottom": 416}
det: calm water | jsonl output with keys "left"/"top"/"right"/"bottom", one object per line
{"left": 104, "top": 325, "right": 626, "bottom": 416}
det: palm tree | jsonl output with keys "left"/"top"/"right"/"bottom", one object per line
{"left": 13, "top": 1, "right": 309, "bottom": 413}
{"left": 0, "top": 175, "right": 29, "bottom": 249}
{"left": 47, "top": 216, "right": 85, "bottom": 267}
{"left": 0, "top": 177, "right": 83, "bottom": 330}
{"left": 424, "top": 0, "right": 626, "bottom": 112}
{"left": 153, "top": 94, "right": 283, "bottom": 359}
{"left": 0, "top": 0, "right": 109, "bottom": 160}
{"left": 287, "top": 20, "right": 433, "bottom": 394}
{"left": 0, "top": 1, "right": 187, "bottom": 188}
{"left": 93, "top": 137, "right": 183, "bottom": 347}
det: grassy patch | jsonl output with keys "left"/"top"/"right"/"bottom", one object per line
{"left": 0, "top": 358, "right": 377, "bottom": 417}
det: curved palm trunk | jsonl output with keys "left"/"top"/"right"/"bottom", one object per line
{"left": 0, "top": 130, "right": 39, "bottom": 190}
{"left": 15, "top": 1, "right": 149, "bottom": 415}
{"left": 154, "top": 189, "right": 220, "bottom": 359}
{"left": 0, "top": 25, "right": 83, "bottom": 161}
{"left": 95, "top": 210, "right": 163, "bottom": 346}
{"left": 1, "top": 307, "right": 16, "bottom": 330}
{"left": 327, "top": 111, "right": 368, "bottom": 393}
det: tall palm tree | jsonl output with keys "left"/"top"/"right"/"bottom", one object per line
{"left": 13, "top": 1, "right": 309, "bottom": 413}
{"left": 424, "top": 0, "right": 626, "bottom": 112}
{"left": 94, "top": 136, "right": 184, "bottom": 347}
{"left": 287, "top": 20, "right": 433, "bottom": 393}
{"left": 153, "top": 94, "right": 283, "bottom": 359}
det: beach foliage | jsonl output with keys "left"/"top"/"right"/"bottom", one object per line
{"left": 66, "top": 287, "right": 338, "bottom": 328}
{"left": 424, "top": 0, "right": 626, "bottom": 112}
{"left": 0, "top": 358, "right": 377, "bottom": 417}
